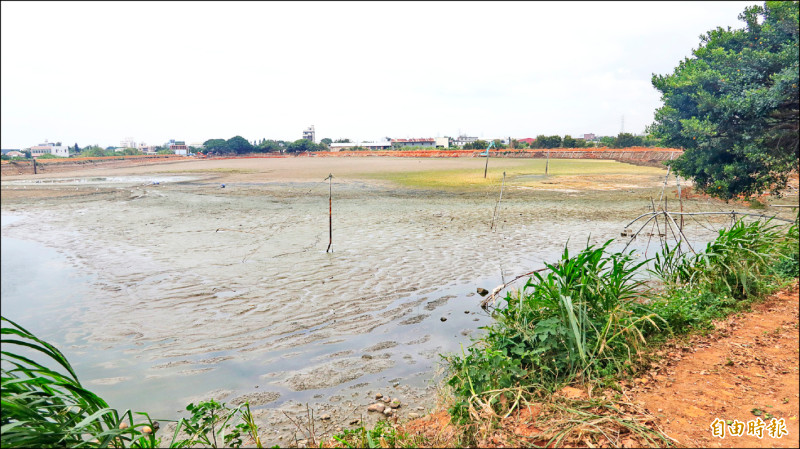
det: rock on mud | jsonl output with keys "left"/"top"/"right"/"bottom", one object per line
{"left": 367, "top": 403, "right": 386, "bottom": 413}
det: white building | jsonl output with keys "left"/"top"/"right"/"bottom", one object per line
{"left": 453, "top": 135, "right": 479, "bottom": 147}
{"left": 303, "top": 125, "right": 315, "bottom": 143}
{"left": 120, "top": 137, "right": 137, "bottom": 149}
{"left": 28, "top": 141, "right": 69, "bottom": 158}
{"left": 329, "top": 140, "right": 392, "bottom": 151}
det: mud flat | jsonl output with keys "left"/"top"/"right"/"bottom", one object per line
{"left": 2, "top": 157, "right": 757, "bottom": 445}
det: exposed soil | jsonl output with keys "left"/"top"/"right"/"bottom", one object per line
{"left": 628, "top": 281, "right": 800, "bottom": 447}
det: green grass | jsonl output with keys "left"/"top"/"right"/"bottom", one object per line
{"left": 443, "top": 216, "right": 798, "bottom": 428}
{"left": 359, "top": 159, "right": 666, "bottom": 190}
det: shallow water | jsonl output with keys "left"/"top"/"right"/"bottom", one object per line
{"left": 1, "top": 176, "right": 723, "bottom": 443}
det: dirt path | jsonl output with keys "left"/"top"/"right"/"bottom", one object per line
{"left": 629, "top": 281, "right": 800, "bottom": 447}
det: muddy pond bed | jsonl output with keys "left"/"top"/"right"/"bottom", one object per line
{"left": 2, "top": 157, "right": 747, "bottom": 445}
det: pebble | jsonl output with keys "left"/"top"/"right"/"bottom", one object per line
{"left": 408, "top": 413, "right": 420, "bottom": 419}
{"left": 362, "top": 354, "right": 373, "bottom": 360}
{"left": 440, "top": 317, "right": 447, "bottom": 322}
{"left": 320, "top": 414, "right": 331, "bottom": 421}
{"left": 382, "top": 396, "right": 391, "bottom": 403}
{"left": 464, "top": 310, "right": 470, "bottom": 314}
{"left": 390, "top": 400, "right": 401, "bottom": 409}
{"left": 477, "top": 287, "right": 489, "bottom": 296}
{"left": 375, "top": 392, "right": 383, "bottom": 399}
{"left": 367, "top": 403, "right": 386, "bottom": 413}
{"left": 349, "top": 419, "right": 360, "bottom": 425}
{"left": 383, "top": 408, "right": 393, "bottom": 416}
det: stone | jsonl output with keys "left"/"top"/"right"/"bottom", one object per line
{"left": 390, "top": 400, "right": 401, "bottom": 409}
{"left": 383, "top": 408, "right": 393, "bottom": 416}
{"left": 362, "top": 354, "right": 373, "bottom": 360}
{"left": 375, "top": 392, "right": 383, "bottom": 399}
{"left": 367, "top": 403, "right": 386, "bottom": 413}
{"left": 440, "top": 317, "right": 447, "bottom": 322}
{"left": 477, "top": 287, "right": 489, "bottom": 296}
{"left": 408, "top": 413, "right": 420, "bottom": 419}
{"left": 349, "top": 418, "right": 360, "bottom": 425}
{"left": 382, "top": 396, "right": 391, "bottom": 403}
{"left": 320, "top": 414, "right": 331, "bottom": 421}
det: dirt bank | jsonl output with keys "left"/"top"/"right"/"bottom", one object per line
{"left": 628, "top": 281, "right": 799, "bottom": 448}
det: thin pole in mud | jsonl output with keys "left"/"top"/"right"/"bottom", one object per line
{"left": 545, "top": 149, "right": 549, "bottom": 175}
{"left": 484, "top": 150, "right": 490, "bottom": 178}
{"left": 325, "top": 174, "right": 333, "bottom": 252}
{"left": 32, "top": 158, "right": 37, "bottom": 175}
{"left": 490, "top": 171, "right": 506, "bottom": 231}
{"left": 676, "top": 174, "right": 684, "bottom": 231}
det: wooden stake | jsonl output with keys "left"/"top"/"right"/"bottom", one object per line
{"left": 325, "top": 174, "right": 333, "bottom": 252}
{"left": 483, "top": 150, "right": 490, "bottom": 178}
{"left": 490, "top": 172, "right": 506, "bottom": 231}
{"left": 545, "top": 149, "right": 549, "bottom": 175}
{"left": 32, "top": 158, "right": 37, "bottom": 175}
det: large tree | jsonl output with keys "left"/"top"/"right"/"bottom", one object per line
{"left": 226, "top": 136, "right": 254, "bottom": 154}
{"left": 650, "top": 1, "right": 799, "bottom": 199}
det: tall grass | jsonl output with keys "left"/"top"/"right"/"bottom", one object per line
{"left": 445, "top": 240, "right": 661, "bottom": 422}
{"left": 445, "top": 217, "right": 798, "bottom": 424}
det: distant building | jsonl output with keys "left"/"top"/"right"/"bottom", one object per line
{"left": 4, "top": 150, "right": 24, "bottom": 157}
{"left": 28, "top": 141, "right": 69, "bottom": 158}
{"left": 120, "top": 137, "right": 137, "bottom": 149}
{"left": 1, "top": 149, "right": 21, "bottom": 155}
{"left": 391, "top": 138, "right": 436, "bottom": 149}
{"left": 583, "top": 133, "right": 597, "bottom": 141}
{"left": 453, "top": 135, "right": 478, "bottom": 147}
{"left": 434, "top": 137, "right": 449, "bottom": 148}
{"left": 329, "top": 140, "right": 392, "bottom": 151}
{"left": 518, "top": 138, "right": 536, "bottom": 146}
{"left": 303, "top": 125, "right": 315, "bottom": 143}
{"left": 169, "top": 140, "right": 188, "bottom": 155}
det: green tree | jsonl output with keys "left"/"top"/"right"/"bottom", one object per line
{"left": 203, "top": 139, "right": 229, "bottom": 153}
{"left": 82, "top": 146, "right": 108, "bottom": 157}
{"left": 256, "top": 140, "right": 282, "bottom": 153}
{"left": 613, "top": 133, "right": 645, "bottom": 148}
{"left": 225, "top": 136, "right": 254, "bottom": 154}
{"left": 286, "top": 139, "right": 322, "bottom": 153}
{"left": 492, "top": 139, "right": 507, "bottom": 149}
{"left": 23, "top": 150, "right": 31, "bottom": 159}
{"left": 320, "top": 138, "right": 333, "bottom": 146}
{"left": 598, "top": 136, "right": 616, "bottom": 148}
{"left": 563, "top": 135, "right": 577, "bottom": 148}
{"left": 334, "top": 138, "right": 351, "bottom": 143}
{"left": 73, "top": 143, "right": 79, "bottom": 154}
{"left": 533, "top": 135, "right": 562, "bottom": 149}
{"left": 650, "top": 1, "right": 799, "bottom": 199}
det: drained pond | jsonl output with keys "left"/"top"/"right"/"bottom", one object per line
{"left": 1, "top": 157, "right": 742, "bottom": 444}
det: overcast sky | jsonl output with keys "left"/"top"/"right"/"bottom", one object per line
{"left": 1, "top": 1, "right": 758, "bottom": 149}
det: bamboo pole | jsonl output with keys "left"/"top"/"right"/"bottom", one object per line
{"left": 483, "top": 150, "right": 490, "bottom": 178}
{"left": 545, "top": 149, "right": 549, "bottom": 175}
{"left": 325, "top": 174, "right": 333, "bottom": 252}
{"left": 490, "top": 172, "right": 506, "bottom": 231}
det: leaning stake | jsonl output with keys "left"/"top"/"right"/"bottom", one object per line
{"left": 325, "top": 173, "right": 333, "bottom": 252}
